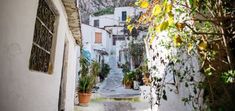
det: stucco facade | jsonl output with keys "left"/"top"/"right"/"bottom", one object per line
{"left": 88, "top": 7, "right": 145, "bottom": 65}
{"left": 0, "top": 0, "right": 81, "bottom": 111}
{"left": 89, "top": 7, "right": 143, "bottom": 28}
{"left": 145, "top": 32, "right": 203, "bottom": 111}
{"left": 81, "top": 24, "right": 112, "bottom": 63}
{"left": 89, "top": 14, "right": 116, "bottom": 28}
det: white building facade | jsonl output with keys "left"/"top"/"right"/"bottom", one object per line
{"left": 81, "top": 24, "right": 112, "bottom": 64}
{"left": 88, "top": 7, "right": 145, "bottom": 66}
{"left": 0, "top": 0, "right": 82, "bottom": 111}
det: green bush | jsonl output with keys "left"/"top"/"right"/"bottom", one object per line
{"left": 122, "top": 71, "right": 135, "bottom": 86}
{"left": 90, "top": 61, "right": 101, "bottom": 77}
{"left": 79, "top": 56, "right": 89, "bottom": 77}
{"left": 100, "top": 64, "right": 111, "bottom": 81}
{"left": 79, "top": 75, "right": 95, "bottom": 93}
{"left": 93, "top": 7, "right": 114, "bottom": 16}
{"left": 122, "top": 62, "right": 130, "bottom": 74}
{"left": 135, "top": 67, "right": 144, "bottom": 84}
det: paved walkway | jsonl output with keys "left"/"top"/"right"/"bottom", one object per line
{"left": 75, "top": 55, "right": 151, "bottom": 111}
{"left": 75, "top": 101, "right": 151, "bottom": 111}
{"left": 98, "top": 55, "right": 140, "bottom": 98}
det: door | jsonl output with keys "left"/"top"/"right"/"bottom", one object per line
{"left": 58, "top": 40, "right": 69, "bottom": 111}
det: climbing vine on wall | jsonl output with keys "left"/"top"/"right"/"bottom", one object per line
{"left": 129, "top": 41, "right": 145, "bottom": 68}
{"left": 127, "top": 0, "right": 235, "bottom": 110}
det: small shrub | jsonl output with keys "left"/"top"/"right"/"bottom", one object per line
{"left": 93, "top": 7, "right": 114, "bottom": 16}
{"left": 79, "top": 75, "right": 95, "bottom": 93}
{"left": 122, "top": 62, "right": 130, "bottom": 74}
{"left": 99, "top": 64, "right": 111, "bottom": 81}
{"left": 122, "top": 71, "right": 136, "bottom": 88}
{"left": 90, "top": 61, "right": 101, "bottom": 77}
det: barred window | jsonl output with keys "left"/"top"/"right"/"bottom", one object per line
{"left": 29, "top": 0, "right": 56, "bottom": 73}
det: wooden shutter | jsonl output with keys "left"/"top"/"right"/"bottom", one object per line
{"left": 95, "top": 32, "right": 102, "bottom": 43}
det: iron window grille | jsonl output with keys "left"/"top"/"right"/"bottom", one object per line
{"left": 29, "top": 0, "right": 56, "bottom": 73}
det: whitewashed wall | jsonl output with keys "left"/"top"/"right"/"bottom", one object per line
{"left": 89, "top": 7, "right": 143, "bottom": 28}
{"left": 115, "top": 41, "right": 127, "bottom": 64}
{"left": 145, "top": 32, "right": 203, "bottom": 111}
{"left": 81, "top": 24, "right": 111, "bottom": 63}
{"left": 89, "top": 14, "right": 117, "bottom": 28}
{"left": 114, "top": 7, "right": 137, "bottom": 22}
{"left": 0, "top": 0, "right": 80, "bottom": 111}
{"left": 88, "top": 7, "right": 145, "bottom": 66}
{"left": 110, "top": 27, "right": 124, "bottom": 35}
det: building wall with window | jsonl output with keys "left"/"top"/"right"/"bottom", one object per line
{"left": 88, "top": 7, "right": 145, "bottom": 66}
{"left": 89, "top": 14, "right": 116, "bottom": 28}
{"left": 81, "top": 24, "right": 111, "bottom": 63}
{"left": 114, "top": 7, "right": 136, "bottom": 23}
{"left": 89, "top": 7, "right": 144, "bottom": 28}
{"left": 0, "top": 0, "right": 81, "bottom": 111}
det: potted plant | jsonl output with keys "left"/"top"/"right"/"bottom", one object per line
{"left": 133, "top": 68, "right": 142, "bottom": 89}
{"left": 99, "top": 63, "right": 110, "bottom": 81}
{"left": 78, "top": 56, "right": 95, "bottom": 106}
{"left": 141, "top": 63, "right": 151, "bottom": 86}
{"left": 78, "top": 75, "right": 95, "bottom": 106}
{"left": 122, "top": 62, "right": 130, "bottom": 74}
{"left": 90, "top": 61, "right": 101, "bottom": 83}
{"left": 79, "top": 56, "right": 89, "bottom": 77}
{"left": 122, "top": 71, "right": 135, "bottom": 89}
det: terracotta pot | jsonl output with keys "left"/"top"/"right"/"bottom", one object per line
{"left": 78, "top": 92, "right": 92, "bottom": 106}
{"left": 124, "top": 83, "right": 132, "bottom": 89}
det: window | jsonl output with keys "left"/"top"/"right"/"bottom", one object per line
{"left": 122, "top": 11, "right": 127, "bottom": 21}
{"left": 29, "top": 0, "right": 57, "bottom": 73}
{"left": 94, "top": 20, "right": 99, "bottom": 27}
{"left": 113, "top": 37, "right": 116, "bottom": 45}
{"left": 95, "top": 32, "right": 102, "bottom": 44}
{"left": 112, "top": 35, "right": 125, "bottom": 45}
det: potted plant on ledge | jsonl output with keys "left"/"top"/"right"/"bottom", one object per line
{"left": 78, "top": 75, "right": 95, "bottom": 106}
{"left": 122, "top": 71, "right": 135, "bottom": 89}
{"left": 78, "top": 56, "right": 95, "bottom": 106}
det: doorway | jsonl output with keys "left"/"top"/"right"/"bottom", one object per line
{"left": 58, "top": 40, "right": 69, "bottom": 111}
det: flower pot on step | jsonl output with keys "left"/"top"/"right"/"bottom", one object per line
{"left": 124, "top": 82, "right": 132, "bottom": 89}
{"left": 78, "top": 92, "right": 92, "bottom": 106}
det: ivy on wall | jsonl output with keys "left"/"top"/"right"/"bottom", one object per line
{"left": 129, "top": 41, "right": 145, "bottom": 68}
{"left": 126, "top": 0, "right": 235, "bottom": 110}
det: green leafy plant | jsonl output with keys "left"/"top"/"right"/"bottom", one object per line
{"left": 78, "top": 57, "right": 96, "bottom": 93}
{"left": 129, "top": 42, "right": 145, "bottom": 68}
{"left": 79, "top": 56, "right": 89, "bottom": 77}
{"left": 122, "top": 62, "right": 130, "bottom": 74}
{"left": 134, "top": 67, "right": 144, "bottom": 84}
{"left": 131, "top": 0, "right": 235, "bottom": 110}
{"left": 90, "top": 61, "right": 101, "bottom": 77}
{"left": 221, "top": 70, "right": 235, "bottom": 84}
{"left": 93, "top": 7, "right": 114, "bottom": 16}
{"left": 99, "top": 63, "right": 111, "bottom": 81}
{"left": 79, "top": 75, "right": 95, "bottom": 93}
{"left": 122, "top": 71, "right": 136, "bottom": 88}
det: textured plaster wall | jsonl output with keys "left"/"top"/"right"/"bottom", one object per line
{"left": 89, "top": 14, "right": 116, "bottom": 28}
{"left": 145, "top": 32, "right": 203, "bottom": 111}
{"left": 0, "top": 0, "right": 80, "bottom": 111}
{"left": 81, "top": 24, "right": 111, "bottom": 63}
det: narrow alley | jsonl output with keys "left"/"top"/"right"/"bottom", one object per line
{"left": 75, "top": 54, "right": 151, "bottom": 111}
{"left": 1, "top": 0, "right": 234, "bottom": 111}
